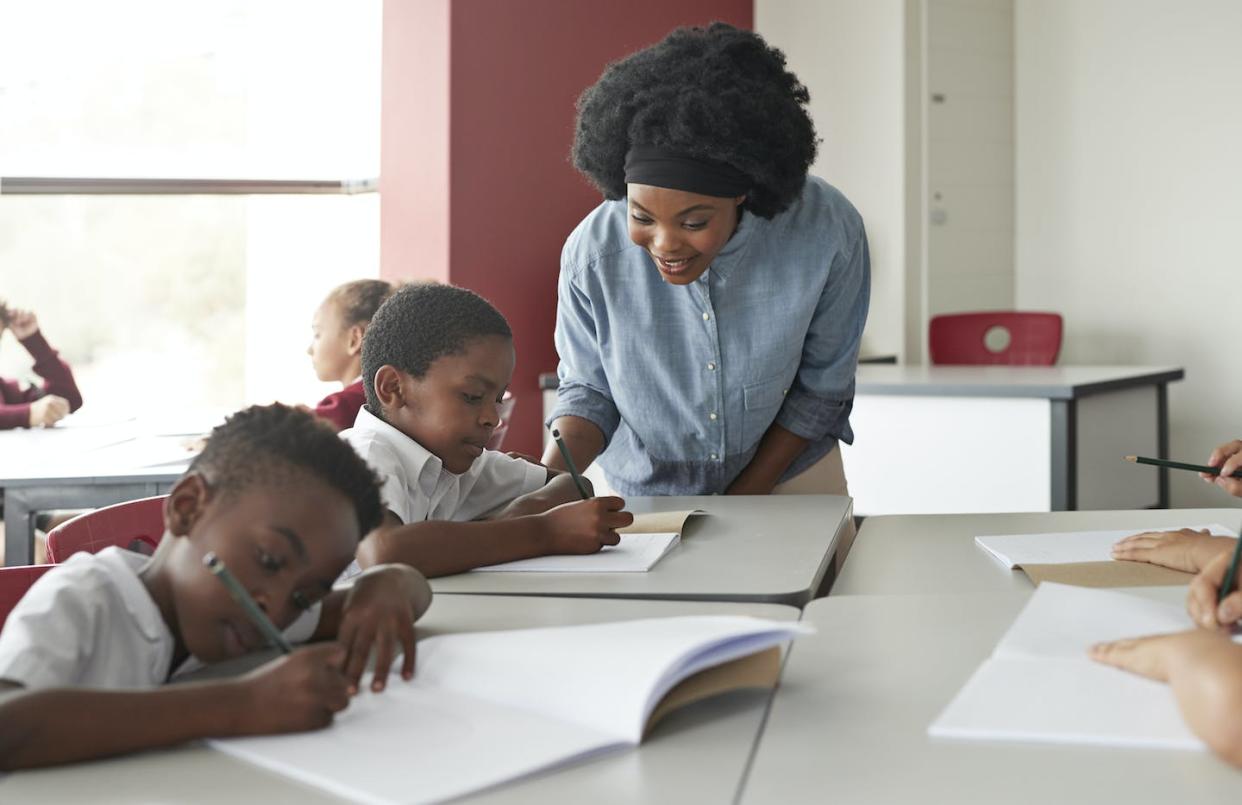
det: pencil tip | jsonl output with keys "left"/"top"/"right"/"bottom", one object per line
{"left": 1123, "top": 455, "right": 1137, "bottom": 462}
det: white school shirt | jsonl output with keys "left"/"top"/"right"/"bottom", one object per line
{"left": 341, "top": 407, "right": 547, "bottom": 525}
{"left": 0, "top": 547, "right": 320, "bottom": 690}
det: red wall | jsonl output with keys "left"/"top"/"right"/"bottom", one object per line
{"left": 382, "top": 0, "right": 753, "bottom": 454}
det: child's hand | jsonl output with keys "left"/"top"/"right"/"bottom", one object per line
{"left": 1111, "top": 528, "right": 1235, "bottom": 573}
{"left": 338, "top": 565, "right": 428, "bottom": 694}
{"left": 6, "top": 308, "right": 39, "bottom": 340}
{"left": 1187, "top": 546, "right": 1242, "bottom": 629}
{"left": 540, "top": 496, "right": 633, "bottom": 554}
{"left": 1089, "top": 629, "right": 1224, "bottom": 682}
{"left": 236, "top": 643, "right": 351, "bottom": 734}
{"left": 29, "top": 395, "right": 70, "bottom": 428}
{"left": 1206, "top": 440, "right": 1242, "bottom": 497}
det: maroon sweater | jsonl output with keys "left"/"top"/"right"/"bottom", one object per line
{"left": 314, "top": 379, "right": 366, "bottom": 432}
{"left": 0, "top": 331, "right": 84, "bottom": 430}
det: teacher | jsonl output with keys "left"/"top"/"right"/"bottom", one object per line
{"left": 543, "top": 24, "right": 870, "bottom": 522}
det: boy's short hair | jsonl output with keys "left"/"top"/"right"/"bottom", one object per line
{"left": 189, "top": 404, "right": 384, "bottom": 535}
{"left": 326, "top": 279, "right": 396, "bottom": 328}
{"left": 361, "top": 283, "right": 512, "bottom": 415}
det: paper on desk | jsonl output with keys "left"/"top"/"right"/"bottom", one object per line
{"left": 975, "top": 524, "right": 1236, "bottom": 567}
{"left": 472, "top": 510, "right": 702, "bottom": 573}
{"left": 929, "top": 583, "right": 1205, "bottom": 749}
{"left": 473, "top": 532, "right": 679, "bottom": 572}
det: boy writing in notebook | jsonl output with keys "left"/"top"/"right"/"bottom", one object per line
{"left": 343, "top": 283, "right": 632, "bottom": 577}
{"left": 0, "top": 404, "right": 432, "bottom": 770}
{"left": 1090, "top": 436, "right": 1242, "bottom": 766}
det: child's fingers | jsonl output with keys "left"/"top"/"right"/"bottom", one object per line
{"left": 399, "top": 620, "right": 417, "bottom": 680}
{"left": 604, "top": 510, "right": 635, "bottom": 530}
{"left": 343, "top": 625, "right": 375, "bottom": 692}
{"left": 596, "top": 496, "right": 627, "bottom": 511}
{"left": 369, "top": 624, "right": 395, "bottom": 693}
{"left": 1088, "top": 635, "right": 1169, "bottom": 681}
{"left": 1217, "top": 589, "right": 1242, "bottom": 626}
{"left": 1188, "top": 561, "right": 1227, "bottom": 628}
{"left": 600, "top": 529, "right": 621, "bottom": 547}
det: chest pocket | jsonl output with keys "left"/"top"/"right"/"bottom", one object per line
{"left": 741, "top": 372, "right": 789, "bottom": 448}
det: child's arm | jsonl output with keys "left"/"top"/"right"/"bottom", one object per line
{"left": 490, "top": 472, "right": 592, "bottom": 519}
{"left": 0, "top": 643, "right": 350, "bottom": 771}
{"left": 312, "top": 564, "right": 433, "bottom": 693}
{"left": 1111, "top": 529, "right": 1235, "bottom": 573}
{"left": 1090, "top": 630, "right": 1242, "bottom": 766}
{"left": 6, "top": 308, "right": 83, "bottom": 413}
{"left": 357, "top": 497, "right": 633, "bottom": 578}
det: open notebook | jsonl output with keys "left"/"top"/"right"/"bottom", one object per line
{"left": 929, "top": 583, "right": 1214, "bottom": 750}
{"left": 975, "top": 524, "right": 1235, "bottom": 587}
{"left": 211, "top": 614, "right": 808, "bottom": 805}
{"left": 473, "top": 509, "right": 704, "bottom": 573}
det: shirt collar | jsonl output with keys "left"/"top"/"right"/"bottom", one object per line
{"left": 704, "top": 209, "right": 757, "bottom": 281}
{"left": 352, "top": 406, "right": 447, "bottom": 499}
{"left": 94, "top": 547, "right": 173, "bottom": 646}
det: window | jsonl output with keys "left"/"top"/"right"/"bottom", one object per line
{"left": 0, "top": 0, "right": 381, "bottom": 418}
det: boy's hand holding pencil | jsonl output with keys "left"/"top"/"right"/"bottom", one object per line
{"left": 235, "top": 643, "right": 352, "bottom": 734}
{"left": 540, "top": 496, "right": 633, "bottom": 554}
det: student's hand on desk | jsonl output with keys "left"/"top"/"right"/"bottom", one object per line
{"left": 1111, "top": 529, "right": 1235, "bottom": 573}
{"left": 1089, "top": 629, "right": 1226, "bottom": 682}
{"left": 541, "top": 496, "right": 632, "bottom": 554}
{"left": 29, "top": 395, "right": 70, "bottom": 428}
{"left": 1187, "top": 547, "right": 1242, "bottom": 629}
{"left": 1206, "top": 440, "right": 1242, "bottom": 497}
{"left": 236, "top": 643, "right": 351, "bottom": 733}
{"left": 338, "top": 565, "right": 426, "bottom": 694}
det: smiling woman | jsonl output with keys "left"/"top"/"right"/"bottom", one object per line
{"left": 543, "top": 23, "right": 871, "bottom": 544}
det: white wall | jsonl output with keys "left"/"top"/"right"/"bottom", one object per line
{"left": 755, "top": 0, "right": 909, "bottom": 360}
{"left": 1014, "top": 0, "right": 1242, "bottom": 508}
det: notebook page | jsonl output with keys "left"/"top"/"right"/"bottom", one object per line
{"left": 212, "top": 684, "right": 621, "bottom": 805}
{"left": 413, "top": 615, "right": 807, "bottom": 744}
{"left": 472, "top": 532, "right": 678, "bottom": 572}
{"left": 975, "top": 524, "right": 1235, "bottom": 567}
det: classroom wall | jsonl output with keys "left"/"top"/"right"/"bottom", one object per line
{"left": 755, "top": 0, "right": 909, "bottom": 361}
{"left": 1014, "top": 0, "right": 1242, "bottom": 508}
{"left": 381, "top": 0, "right": 752, "bottom": 455}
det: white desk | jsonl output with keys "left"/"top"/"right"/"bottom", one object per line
{"left": 0, "top": 594, "right": 799, "bottom": 804}
{"left": 1, "top": 419, "right": 202, "bottom": 566}
{"left": 741, "top": 590, "right": 1240, "bottom": 804}
{"left": 430, "top": 495, "right": 851, "bottom": 607}
{"left": 833, "top": 507, "right": 1242, "bottom": 596}
{"left": 842, "top": 364, "right": 1183, "bottom": 515}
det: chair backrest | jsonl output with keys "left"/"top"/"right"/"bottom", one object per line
{"left": 486, "top": 390, "right": 516, "bottom": 450}
{"left": 0, "top": 565, "right": 54, "bottom": 632}
{"left": 929, "top": 311, "right": 1063, "bottom": 366}
{"left": 45, "top": 495, "right": 167, "bottom": 563}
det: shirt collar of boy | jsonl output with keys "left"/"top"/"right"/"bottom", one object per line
{"left": 89, "top": 546, "right": 171, "bottom": 645}
{"left": 351, "top": 406, "right": 448, "bottom": 498}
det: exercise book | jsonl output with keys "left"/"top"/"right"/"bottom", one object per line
{"left": 473, "top": 509, "right": 704, "bottom": 573}
{"left": 929, "top": 582, "right": 1228, "bottom": 750}
{"left": 211, "top": 614, "right": 808, "bottom": 805}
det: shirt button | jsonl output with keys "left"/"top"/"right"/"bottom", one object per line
{"left": 707, "top": 361, "right": 716, "bottom": 371}
{"left": 702, "top": 312, "right": 710, "bottom": 321}
{"left": 709, "top": 453, "right": 718, "bottom": 461}
{"left": 709, "top": 412, "right": 718, "bottom": 421}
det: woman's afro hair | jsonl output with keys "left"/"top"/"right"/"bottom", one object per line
{"left": 571, "top": 22, "right": 817, "bottom": 219}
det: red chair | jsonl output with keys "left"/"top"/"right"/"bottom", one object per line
{"left": 0, "top": 565, "right": 54, "bottom": 631}
{"left": 486, "top": 390, "right": 516, "bottom": 450}
{"left": 929, "top": 311, "right": 1063, "bottom": 366}
{"left": 45, "top": 495, "right": 167, "bottom": 564}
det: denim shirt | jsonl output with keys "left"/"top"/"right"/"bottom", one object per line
{"left": 550, "top": 175, "right": 870, "bottom": 495}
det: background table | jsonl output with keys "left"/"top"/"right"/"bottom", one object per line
{"left": 740, "top": 590, "right": 1240, "bottom": 804}
{"left": 430, "top": 495, "right": 851, "bottom": 607}
{"left": 833, "top": 507, "right": 1242, "bottom": 596}
{"left": 842, "top": 364, "right": 1183, "bottom": 514}
{"left": 0, "top": 594, "right": 799, "bottom": 804}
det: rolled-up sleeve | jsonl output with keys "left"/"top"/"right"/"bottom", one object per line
{"left": 548, "top": 264, "right": 622, "bottom": 445}
{"left": 774, "top": 224, "right": 870, "bottom": 444}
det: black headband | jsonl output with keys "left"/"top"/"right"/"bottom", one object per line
{"left": 623, "top": 145, "right": 750, "bottom": 198}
